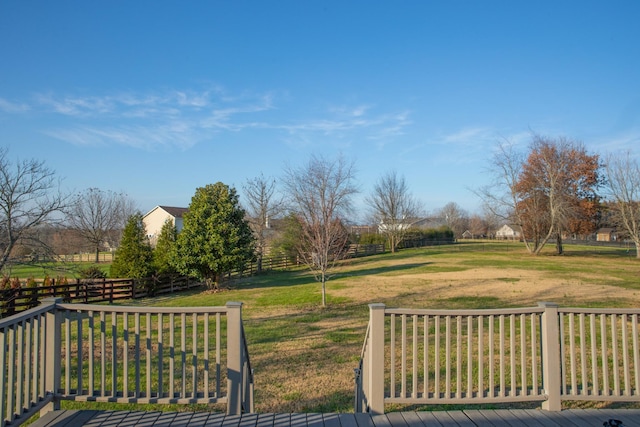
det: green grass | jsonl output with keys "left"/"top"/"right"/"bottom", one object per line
{"left": 23, "top": 242, "right": 640, "bottom": 415}
{"left": 3, "top": 261, "right": 110, "bottom": 279}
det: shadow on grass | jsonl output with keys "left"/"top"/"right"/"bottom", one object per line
{"left": 233, "top": 261, "right": 433, "bottom": 291}
{"left": 340, "top": 262, "right": 433, "bottom": 278}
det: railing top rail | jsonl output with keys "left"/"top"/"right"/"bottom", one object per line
{"left": 0, "top": 299, "right": 56, "bottom": 327}
{"left": 384, "top": 306, "right": 545, "bottom": 317}
{"left": 559, "top": 307, "right": 640, "bottom": 315}
{"left": 56, "top": 302, "right": 231, "bottom": 315}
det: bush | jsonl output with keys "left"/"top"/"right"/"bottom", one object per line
{"left": 78, "top": 265, "right": 107, "bottom": 279}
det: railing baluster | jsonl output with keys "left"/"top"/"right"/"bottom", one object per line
{"left": 467, "top": 316, "right": 473, "bottom": 398}
{"left": 181, "top": 313, "right": 186, "bottom": 399}
{"left": 601, "top": 313, "right": 609, "bottom": 396}
{"left": 590, "top": 313, "right": 598, "bottom": 396}
{"left": 478, "top": 315, "right": 484, "bottom": 398}
{"left": 579, "top": 313, "right": 586, "bottom": 396}
{"left": 100, "top": 311, "right": 107, "bottom": 397}
{"left": 158, "top": 313, "right": 164, "bottom": 399}
{"left": 520, "top": 314, "right": 526, "bottom": 397}
{"left": 192, "top": 313, "right": 198, "bottom": 399}
{"left": 456, "top": 315, "right": 461, "bottom": 399}
{"left": 134, "top": 312, "right": 140, "bottom": 398}
{"left": 204, "top": 313, "right": 209, "bottom": 398}
{"left": 111, "top": 312, "right": 117, "bottom": 398}
{"left": 633, "top": 314, "right": 639, "bottom": 397}
{"left": 23, "top": 319, "right": 32, "bottom": 413}
{"left": 32, "top": 316, "right": 40, "bottom": 404}
{"left": 423, "top": 315, "right": 429, "bottom": 398}
{"left": 530, "top": 313, "right": 537, "bottom": 396}
{"left": 146, "top": 312, "right": 152, "bottom": 400}
{"left": 509, "top": 314, "right": 515, "bottom": 397}
{"left": 621, "top": 314, "right": 630, "bottom": 396}
{"left": 445, "top": 315, "right": 451, "bottom": 398}
{"left": 15, "top": 320, "right": 24, "bottom": 419}
{"left": 65, "top": 315, "right": 71, "bottom": 395}
{"left": 569, "top": 313, "right": 577, "bottom": 396}
{"left": 77, "top": 310, "right": 83, "bottom": 397}
{"left": 88, "top": 310, "right": 94, "bottom": 397}
{"left": 216, "top": 312, "right": 221, "bottom": 398}
{"left": 1, "top": 326, "right": 7, "bottom": 426}
{"left": 412, "top": 314, "right": 417, "bottom": 399}
{"left": 434, "top": 316, "right": 440, "bottom": 398}
{"left": 499, "top": 314, "right": 505, "bottom": 398}
{"left": 169, "top": 313, "right": 175, "bottom": 398}
{"left": 612, "top": 314, "right": 620, "bottom": 396}
{"left": 560, "top": 312, "right": 567, "bottom": 395}
{"left": 7, "top": 325, "right": 15, "bottom": 421}
{"left": 401, "top": 314, "right": 407, "bottom": 398}
{"left": 390, "top": 314, "right": 396, "bottom": 399}
{"left": 123, "top": 312, "right": 129, "bottom": 399}
{"left": 489, "top": 314, "right": 494, "bottom": 398}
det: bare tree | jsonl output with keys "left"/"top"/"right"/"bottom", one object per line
{"left": 243, "top": 173, "right": 284, "bottom": 273}
{"left": 282, "top": 154, "right": 358, "bottom": 307}
{"left": 365, "top": 171, "right": 421, "bottom": 252}
{"left": 605, "top": 151, "right": 640, "bottom": 258}
{"left": 0, "top": 147, "right": 68, "bottom": 272}
{"left": 66, "top": 188, "right": 137, "bottom": 263}
{"left": 438, "top": 202, "right": 469, "bottom": 238}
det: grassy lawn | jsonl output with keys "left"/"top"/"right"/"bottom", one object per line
{"left": 59, "top": 241, "right": 639, "bottom": 414}
{"left": 3, "top": 261, "right": 110, "bottom": 280}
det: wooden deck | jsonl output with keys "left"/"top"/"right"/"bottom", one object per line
{"left": 30, "top": 409, "right": 640, "bottom": 427}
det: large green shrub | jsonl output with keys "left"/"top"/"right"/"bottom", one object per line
{"left": 110, "top": 213, "right": 153, "bottom": 278}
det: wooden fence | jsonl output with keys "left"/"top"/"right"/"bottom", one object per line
{"left": 0, "top": 277, "right": 200, "bottom": 318}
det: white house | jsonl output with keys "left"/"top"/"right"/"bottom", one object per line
{"left": 143, "top": 206, "right": 188, "bottom": 245}
{"left": 495, "top": 224, "right": 522, "bottom": 240}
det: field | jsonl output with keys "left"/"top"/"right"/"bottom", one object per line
{"left": 62, "top": 241, "right": 640, "bottom": 413}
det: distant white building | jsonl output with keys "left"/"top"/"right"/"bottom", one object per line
{"left": 495, "top": 224, "right": 522, "bottom": 240}
{"left": 142, "top": 206, "right": 188, "bottom": 246}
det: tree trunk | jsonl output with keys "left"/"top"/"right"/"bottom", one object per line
{"left": 321, "top": 272, "right": 326, "bottom": 307}
{"left": 556, "top": 232, "right": 564, "bottom": 255}
{"left": 95, "top": 246, "right": 100, "bottom": 263}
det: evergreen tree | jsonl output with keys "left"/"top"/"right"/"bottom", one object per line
{"left": 153, "top": 219, "right": 178, "bottom": 276}
{"left": 110, "top": 213, "right": 153, "bottom": 278}
{"left": 172, "top": 182, "right": 255, "bottom": 290}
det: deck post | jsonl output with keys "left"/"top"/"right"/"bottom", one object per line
{"left": 41, "top": 298, "right": 62, "bottom": 416}
{"left": 226, "top": 302, "right": 243, "bottom": 415}
{"left": 539, "top": 302, "right": 561, "bottom": 411}
{"left": 368, "top": 303, "right": 386, "bottom": 414}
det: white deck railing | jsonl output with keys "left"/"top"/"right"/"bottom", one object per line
{"left": 0, "top": 298, "right": 254, "bottom": 427}
{"left": 355, "top": 303, "right": 640, "bottom": 414}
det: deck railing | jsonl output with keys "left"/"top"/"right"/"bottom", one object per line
{"left": 355, "top": 303, "right": 640, "bottom": 414}
{"left": 0, "top": 298, "right": 253, "bottom": 427}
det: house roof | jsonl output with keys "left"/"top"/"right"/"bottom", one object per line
{"left": 144, "top": 205, "right": 188, "bottom": 219}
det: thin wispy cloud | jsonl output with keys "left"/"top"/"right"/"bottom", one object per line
{"left": 0, "top": 97, "right": 30, "bottom": 113}
{"left": 2, "top": 87, "right": 412, "bottom": 150}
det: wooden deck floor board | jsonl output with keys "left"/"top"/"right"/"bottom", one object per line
{"left": 29, "top": 409, "right": 640, "bottom": 426}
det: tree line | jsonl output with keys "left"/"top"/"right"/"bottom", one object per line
{"left": 1, "top": 136, "right": 638, "bottom": 306}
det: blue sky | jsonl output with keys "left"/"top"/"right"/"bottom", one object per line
{"left": 1, "top": 1, "right": 639, "bottom": 220}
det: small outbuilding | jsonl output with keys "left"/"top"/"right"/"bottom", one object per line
{"left": 596, "top": 228, "right": 617, "bottom": 242}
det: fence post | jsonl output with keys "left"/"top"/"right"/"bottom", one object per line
{"left": 41, "top": 297, "right": 62, "bottom": 416}
{"left": 226, "top": 302, "right": 244, "bottom": 415}
{"left": 368, "top": 303, "right": 386, "bottom": 414}
{"left": 539, "top": 302, "right": 561, "bottom": 411}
